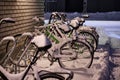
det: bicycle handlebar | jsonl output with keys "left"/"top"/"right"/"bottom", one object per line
{"left": 0, "top": 17, "right": 15, "bottom": 25}
{"left": 0, "top": 36, "right": 15, "bottom": 44}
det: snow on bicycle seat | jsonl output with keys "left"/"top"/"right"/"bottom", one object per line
{"left": 31, "top": 34, "right": 52, "bottom": 50}
{"left": 58, "top": 24, "right": 71, "bottom": 33}
{"left": 74, "top": 17, "right": 85, "bottom": 23}
{"left": 69, "top": 19, "right": 80, "bottom": 29}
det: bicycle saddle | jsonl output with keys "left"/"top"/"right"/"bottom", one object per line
{"left": 79, "top": 26, "right": 94, "bottom": 31}
{"left": 58, "top": 24, "right": 71, "bottom": 33}
{"left": 69, "top": 19, "right": 80, "bottom": 29}
{"left": 74, "top": 17, "right": 85, "bottom": 24}
{"left": 31, "top": 34, "right": 52, "bottom": 50}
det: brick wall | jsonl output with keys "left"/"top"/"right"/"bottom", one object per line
{"left": 0, "top": 0, "right": 44, "bottom": 61}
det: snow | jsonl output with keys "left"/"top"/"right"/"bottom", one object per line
{"left": 84, "top": 20, "right": 120, "bottom": 39}
{"left": 31, "top": 34, "right": 51, "bottom": 48}
{"left": 107, "top": 33, "right": 120, "bottom": 39}
{"left": 44, "top": 11, "right": 120, "bottom": 48}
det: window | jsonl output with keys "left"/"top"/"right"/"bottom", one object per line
{"left": 47, "top": 0, "right": 57, "bottom": 2}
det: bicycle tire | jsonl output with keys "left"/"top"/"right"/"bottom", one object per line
{"left": 0, "top": 71, "right": 8, "bottom": 80}
{"left": 58, "top": 40, "right": 94, "bottom": 69}
{"left": 78, "top": 31, "right": 98, "bottom": 51}
{"left": 40, "top": 73, "right": 65, "bottom": 80}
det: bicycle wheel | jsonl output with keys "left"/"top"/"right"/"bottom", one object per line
{"left": 78, "top": 31, "right": 98, "bottom": 51}
{"left": 40, "top": 73, "right": 65, "bottom": 80}
{"left": 0, "top": 72, "right": 8, "bottom": 80}
{"left": 58, "top": 40, "right": 94, "bottom": 70}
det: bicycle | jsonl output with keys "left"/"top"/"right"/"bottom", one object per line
{"left": 0, "top": 34, "right": 73, "bottom": 80}
{"left": 72, "top": 16, "right": 99, "bottom": 51}
{"left": 33, "top": 20, "right": 94, "bottom": 69}
{"left": 48, "top": 12, "right": 99, "bottom": 51}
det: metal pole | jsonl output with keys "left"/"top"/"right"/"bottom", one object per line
{"left": 83, "top": 0, "right": 87, "bottom": 13}
{"left": 82, "top": 0, "right": 89, "bottom": 17}
{"left": 44, "top": 0, "right": 47, "bottom": 12}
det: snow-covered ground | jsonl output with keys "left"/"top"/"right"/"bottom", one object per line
{"left": 84, "top": 20, "right": 120, "bottom": 38}
{"left": 84, "top": 20, "right": 120, "bottom": 48}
